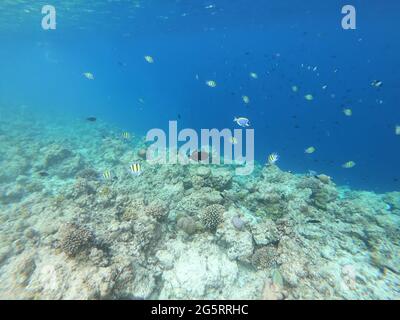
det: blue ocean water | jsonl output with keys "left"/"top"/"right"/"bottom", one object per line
{"left": 0, "top": 0, "right": 399, "bottom": 193}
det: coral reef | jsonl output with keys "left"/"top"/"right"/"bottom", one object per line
{"left": 0, "top": 111, "right": 399, "bottom": 300}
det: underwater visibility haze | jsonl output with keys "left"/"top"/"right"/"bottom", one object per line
{"left": 0, "top": 0, "right": 399, "bottom": 300}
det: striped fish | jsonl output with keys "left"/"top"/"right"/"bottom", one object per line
{"left": 342, "top": 161, "right": 356, "bottom": 169}
{"left": 205, "top": 80, "right": 217, "bottom": 88}
{"left": 129, "top": 163, "right": 142, "bottom": 176}
{"left": 268, "top": 153, "right": 279, "bottom": 165}
{"left": 122, "top": 132, "right": 131, "bottom": 140}
{"left": 102, "top": 170, "right": 112, "bottom": 180}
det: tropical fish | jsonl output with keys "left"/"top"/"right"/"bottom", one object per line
{"left": 129, "top": 163, "right": 142, "bottom": 176}
{"left": 268, "top": 153, "right": 279, "bottom": 165}
{"left": 144, "top": 55, "right": 154, "bottom": 63}
{"left": 395, "top": 125, "right": 400, "bottom": 135}
{"left": 305, "top": 146, "right": 316, "bottom": 154}
{"left": 234, "top": 117, "right": 250, "bottom": 127}
{"left": 242, "top": 95, "right": 250, "bottom": 104}
{"left": 322, "top": 85, "right": 328, "bottom": 90}
{"left": 205, "top": 80, "right": 217, "bottom": 88}
{"left": 83, "top": 72, "right": 94, "bottom": 80}
{"left": 249, "top": 72, "right": 258, "bottom": 79}
{"left": 304, "top": 94, "right": 314, "bottom": 101}
{"left": 122, "top": 132, "right": 131, "bottom": 140}
{"left": 343, "top": 108, "right": 353, "bottom": 117}
{"left": 342, "top": 161, "right": 356, "bottom": 169}
{"left": 230, "top": 137, "right": 238, "bottom": 145}
{"left": 371, "top": 80, "right": 383, "bottom": 88}
{"left": 102, "top": 170, "right": 113, "bottom": 180}
{"left": 291, "top": 85, "right": 298, "bottom": 93}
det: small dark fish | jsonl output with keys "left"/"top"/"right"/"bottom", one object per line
{"left": 38, "top": 171, "right": 49, "bottom": 177}
{"left": 177, "top": 114, "right": 181, "bottom": 120}
{"left": 306, "top": 219, "right": 321, "bottom": 224}
{"left": 86, "top": 117, "right": 97, "bottom": 122}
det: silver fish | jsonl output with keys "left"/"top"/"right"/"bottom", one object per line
{"left": 234, "top": 117, "right": 250, "bottom": 127}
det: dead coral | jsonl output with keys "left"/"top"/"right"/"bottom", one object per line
{"left": 76, "top": 168, "right": 99, "bottom": 180}
{"left": 177, "top": 216, "right": 198, "bottom": 235}
{"left": 298, "top": 177, "right": 337, "bottom": 210}
{"left": 43, "top": 144, "right": 73, "bottom": 168}
{"left": 121, "top": 198, "right": 145, "bottom": 221}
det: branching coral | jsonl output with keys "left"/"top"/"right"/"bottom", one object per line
{"left": 145, "top": 201, "right": 169, "bottom": 221}
{"left": 251, "top": 246, "right": 279, "bottom": 270}
{"left": 59, "top": 222, "right": 95, "bottom": 257}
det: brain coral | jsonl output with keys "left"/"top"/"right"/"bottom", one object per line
{"left": 201, "top": 204, "right": 224, "bottom": 231}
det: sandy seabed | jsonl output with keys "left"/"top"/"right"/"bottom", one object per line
{"left": 0, "top": 107, "right": 399, "bottom": 300}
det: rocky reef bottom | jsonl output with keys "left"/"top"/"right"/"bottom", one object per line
{"left": 0, "top": 108, "right": 399, "bottom": 300}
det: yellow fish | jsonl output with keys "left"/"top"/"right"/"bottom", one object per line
{"left": 144, "top": 55, "right": 154, "bottom": 63}
{"left": 83, "top": 72, "right": 94, "bottom": 80}
{"left": 242, "top": 95, "right": 250, "bottom": 104}
{"left": 102, "top": 170, "right": 112, "bottom": 180}
{"left": 268, "top": 153, "right": 279, "bottom": 165}
{"left": 249, "top": 72, "right": 258, "bottom": 79}
{"left": 230, "top": 137, "right": 238, "bottom": 145}
{"left": 395, "top": 125, "right": 400, "bottom": 135}
{"left": 304, "top": 94, "right": 314, "bottom": 101}
{"left": 122, "top": 132, "right": 131, "bottom": 140}
{"left": 129, "top": 163, "right": 142, "bottom": 176}
{"left": 305, "top": 146, "right": 316, "bottom": 154}
{"left": 206, "top": 80, "right": 217, "bottom": 88}
{"left": 292, "top": 85, "right": 298, "bottom": 92}
{"left": 343, "top": 108, "right": 353, "bottom": 117}
{"left": 342, "top": 161, "right": 356, "bottom": 169}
